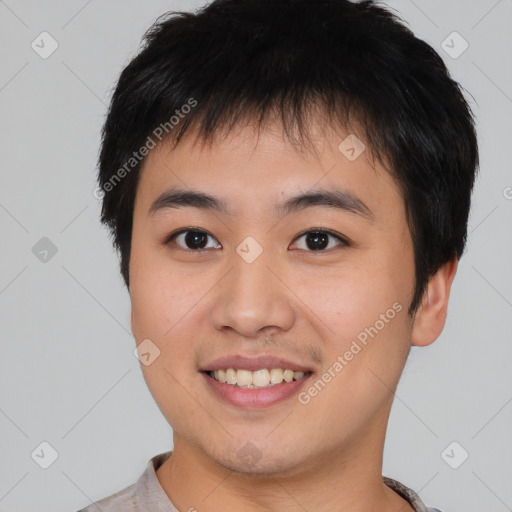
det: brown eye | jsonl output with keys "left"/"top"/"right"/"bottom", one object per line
{"left": 168, "top": 229, "right": 221, "bottom": 250}
{"left": 291, "top": 229, "right": 348, "bottom": 251}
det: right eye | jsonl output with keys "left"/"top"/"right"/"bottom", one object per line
{"left": 165, "top": 229, "right": 222, "bottom": 251}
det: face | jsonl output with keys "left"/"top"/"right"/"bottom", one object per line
{"left": 129, "top": 120, "right": 417, "bottom": 476}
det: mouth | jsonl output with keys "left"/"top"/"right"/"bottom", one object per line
{"left": 206, "top": 368, "right": 310, "bottom": 388}
{"left": 201, "top": 367, "right": 313, "bottom": 409}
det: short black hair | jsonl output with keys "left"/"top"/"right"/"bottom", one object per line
{"left": 98, "top": 0, "right": 478, "bottom": 316}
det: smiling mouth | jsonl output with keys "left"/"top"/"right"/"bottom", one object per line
{"left": 204, "top": 368, "right": 312, "bottom": 389}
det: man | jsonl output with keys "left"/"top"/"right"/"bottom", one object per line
{"left": 80, "top": 0, "right": 478, "bottom": 510}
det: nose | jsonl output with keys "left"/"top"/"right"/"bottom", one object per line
{"left": 210, "top": 252, "right": 296, "bottom": 339}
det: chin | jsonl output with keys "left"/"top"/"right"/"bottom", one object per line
{"left": 204, "top": 441, "right": 303, "bottom": 476}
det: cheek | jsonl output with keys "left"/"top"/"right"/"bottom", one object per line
{"left": 131, "top": 281, "right": 203, "bottom": 390}
{"left": 129, "top": 248, "right": 208, "bottom": 377}
{"left": 131, "top": 269, "right": 208, "bottom": 431}
{"left": 304, "top": 279, "right": 411, "bottom": 389}
{"left": 298, "top": 253, "right": 411, "bottom": 345}
{"left": 296, "top": 296, "right": 411, "bottom": 441}
{"left": 130, "top": 245, "right": 199, "bottom": 342}
{"left": 293, "top": 250, "right": 412, "bottom": 407}
{"left": 140, "top": 361, "right": 208, "bottom": 440}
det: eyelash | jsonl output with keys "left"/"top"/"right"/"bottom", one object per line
{"left": 163, "top": 227, "right": 350, "bottom": 253}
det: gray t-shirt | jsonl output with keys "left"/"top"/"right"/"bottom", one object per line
{"left": 76, "top": 451, "right": 443, "bottom": 512}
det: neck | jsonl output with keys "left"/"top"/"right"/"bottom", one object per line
{"left": 155, "top": 419, "right": 414, "bottom": 512}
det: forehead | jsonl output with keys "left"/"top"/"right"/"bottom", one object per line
{"left": 135, "top": 121, "right": 403, "bottom": 223}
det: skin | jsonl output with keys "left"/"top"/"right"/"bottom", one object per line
{"left": 129, "top": 118, "right": 458, "bottom": 512}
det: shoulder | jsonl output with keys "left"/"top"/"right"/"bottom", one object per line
{"left": 73, "top": 451, "right": 173, "bottom": 512}
{"left": 74, "top": 481, "right": 138, "bottom": 511}
{"left": 383, "top": 476, "right": 444, "bottom": 512}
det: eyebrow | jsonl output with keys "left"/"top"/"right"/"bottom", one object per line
{"left": 148, "top": 187, "right": 373, "bottom": 220}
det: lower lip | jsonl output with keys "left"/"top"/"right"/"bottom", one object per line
{"left": 202, "top": 372, "right": 312, "bottom": 409}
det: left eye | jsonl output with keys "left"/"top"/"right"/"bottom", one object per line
{"left": 291, "top": 230, "right": 347, "bottom": 251}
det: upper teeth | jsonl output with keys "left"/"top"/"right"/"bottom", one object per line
{"left": 211, "top": 368, "right": 306, "bottom": 388}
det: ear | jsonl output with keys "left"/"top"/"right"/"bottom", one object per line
{"left": 411, "top": 256, "right": 458, "bottom": 347}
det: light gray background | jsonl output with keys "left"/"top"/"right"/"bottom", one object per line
{"left": 0, "top": 1, "right": 511, "bottom": 511}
